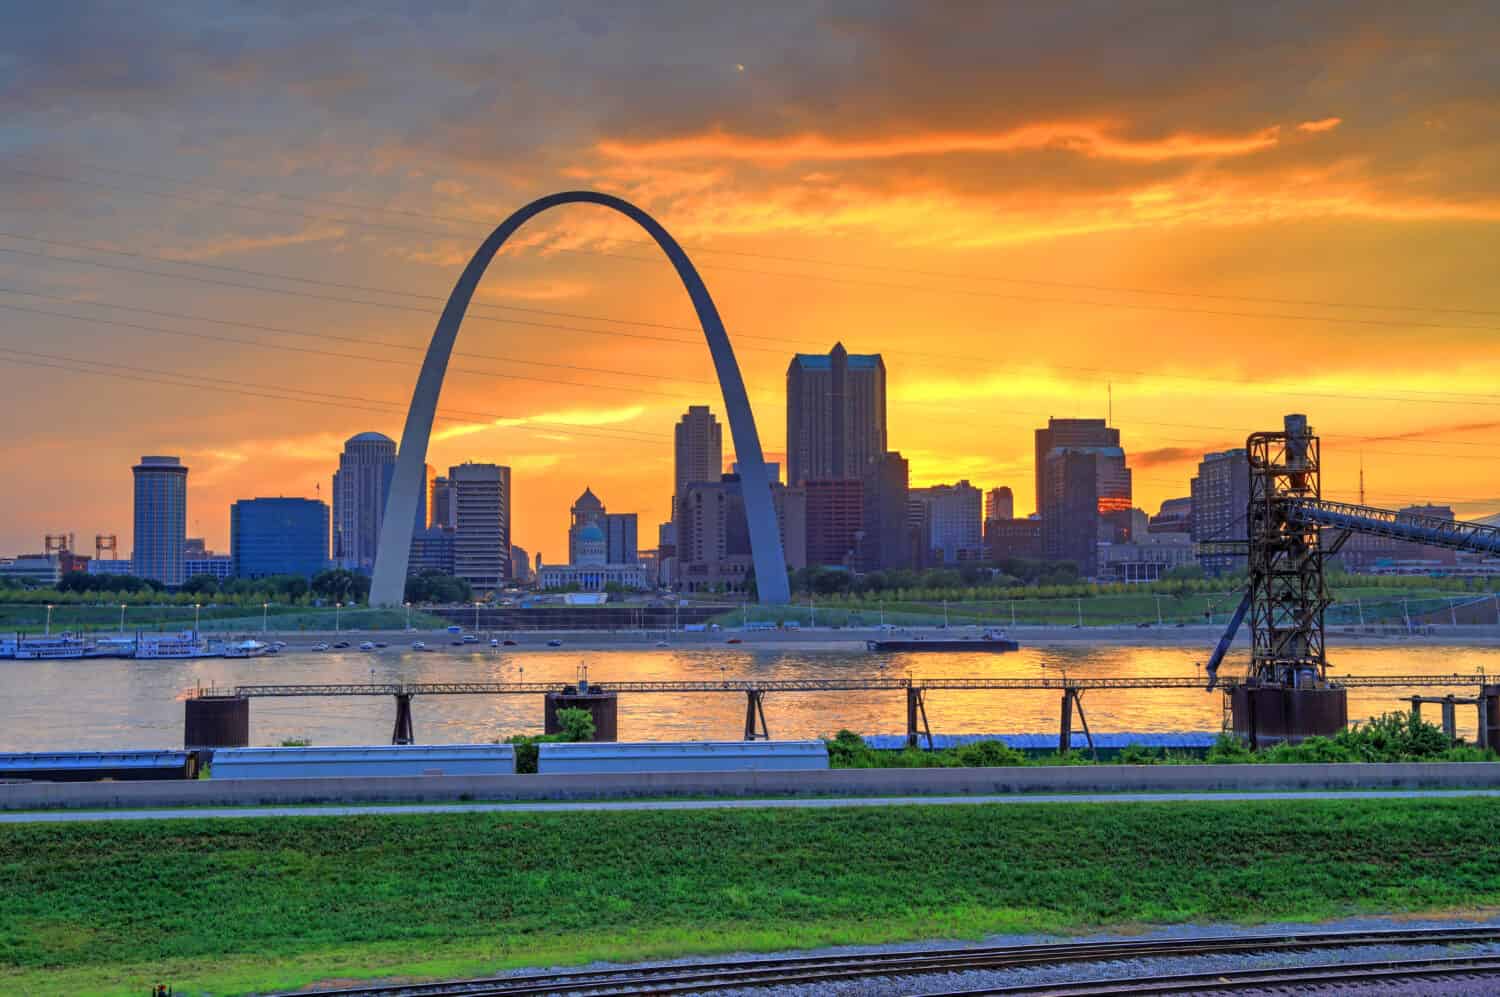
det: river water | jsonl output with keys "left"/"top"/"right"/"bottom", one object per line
{"left": 3, "top": 641, "right": 1496, "bottom": 751}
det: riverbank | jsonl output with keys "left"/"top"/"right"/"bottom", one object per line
{"left": 187, "top": 622, "right": 1500, "bottom": 652}
{"left": 4, "top": 796, "right": 1498, "bottom": 996}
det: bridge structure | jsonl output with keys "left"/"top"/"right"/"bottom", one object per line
{"left": 187, "top": 672, "right": 1499, "bottom": 754}
{"left": 369, "top": 190, "right": 789, "bottom": 608}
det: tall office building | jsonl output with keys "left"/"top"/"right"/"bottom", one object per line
{"left": 804, "top": 478, "right": 864, "bottom": 568}
{"left": 229, "top": 497, "right": 330, "bottom": 579}
{"left": 605, "top": 512, "right": 638, "bottom": 565}
{"left": 567, "top": 487, "right": 606, "bottom": 564}
{"left": 1034, "top": 418, "right": 1118, "bottom": 517}
{"left": 673, "top": 405, "right": 723, "bottom": 540}
{"left": 984, "top": 486, "right": 1015, "bottom": 522}
{"left": 786, "top": 343, "right": 886, "bottom": 485}
{"left": 132, "top": 456, "right": 188, "bottom": 586}
{"left": 430, "top": 474, "right": 455, "bottom": 529}
{"left": 676, "top": 474, "right": 804, "bottom": 592}
{"left": 1041, "top": 447, "right": 1132, "bottom": 577}
{"left": 861, "top": 451, "right": 911, "bottom": 572}
{"left": 450, "top": 462, "right": 510, "bottom": 593}
{"left": 510, "top": 544, "right": 532, "bottom": 583}
{"left": 332, "top": 432, "right": 395, "bottom": 573}
{"left": 909, "top": 480, "right": 984, "bottom": 563}
{"left": 1191, "top": 449, "right": 1250, "bottom": 575}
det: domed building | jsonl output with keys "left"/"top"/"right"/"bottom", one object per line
{"left": 538, "top": 490, "right": 647, "bottom": 593}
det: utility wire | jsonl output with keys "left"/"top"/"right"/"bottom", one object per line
{"left": 5, "top": 163, "right": 1500, "bottom": 337}
{"left": 12, "top": 155, "right": 1500, "bottom": 319}
{"left": 5, "top": 237, "right": 1500, "bottom": 412}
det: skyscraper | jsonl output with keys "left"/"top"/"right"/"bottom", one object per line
{"left": 430, "top": 474, "right": 454, "bottom": 529}
{"left": 1041, "top": 447, "right": 1133, "bottom": 577}
{"left": 605, "top": 512, "right": 638, "bottom": 565}
{"left": 1034, "top": 418, "right": 1118, "bottom": 517}
{"left": 984, "top": 486, "right": 1015, "bottom": 522}
{"left": 677, "top": 474, "right": 803, "bottom": 592}
{"left": 332, "top": 432, "right": 396, "bottom": 573}
{"left": 909, "top": 480, "right": 983, "bottom": 563}
{"left": 804, "top": 478, "right": 864, "bottom": 568}
{"left": 229, "top": 497, "right": 330, "bottom": 579}
{"left": 861, "top": 451, "right": 911, "bottom": 572}
{"left": 450, "top": 462, "right": 510, "bottom": 593}
{"left": 1191, "top": 449, "right": 1250, "bottom": 575}
{"left": 132, "top": 456, "right": 188, "bottom": 586}
{"left": 786, "top": 342, "right": 886, "bottom": 485}
{"left": 673, "top": 405, "right": 723, "bottom": 540}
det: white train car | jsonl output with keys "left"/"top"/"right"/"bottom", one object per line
{"left": 537, "top": 740, "right": 828, "bottom": 775}
{"left": 211, "top": 743, "right": 516, "bottom": 779}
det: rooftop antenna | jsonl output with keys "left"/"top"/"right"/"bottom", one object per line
{"left": 1359, "top": 453, "right": 1365, "bottom": 506}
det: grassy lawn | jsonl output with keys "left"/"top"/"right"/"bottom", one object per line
{"left": 722, "top": 585, "right": 1489, "bottom": 628}
{"left": 3, "top": 798, "right": 1500, "bottom": 995}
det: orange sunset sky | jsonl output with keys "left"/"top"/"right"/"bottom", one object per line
{"left": 2, "top": 4, "right": 1499, "bottom": 562}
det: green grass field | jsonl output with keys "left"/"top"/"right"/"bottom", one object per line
{"left": 721, "top": 584, "right": 1494, "bottom": 628}
{"left": 4, "top": 798, "right": 1499, "bottom": 995}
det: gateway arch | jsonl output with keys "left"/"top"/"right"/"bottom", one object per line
{"left": 368, "top": 190, "right": 790, "bottom": 606}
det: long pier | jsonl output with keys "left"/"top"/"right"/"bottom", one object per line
{"left": 187, "top": 673, "right": 1497, "bottom": 751}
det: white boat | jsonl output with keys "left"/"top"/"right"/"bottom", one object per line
{"left": 85, "top": 636, "right": 138, "bottom": 658}
{"left": 135, "top": 631, "right": 216, "bottom": 659}
{"left": 15, "top": 634, "right": 86, "bottom": 659}
{"left": 222, "top": 639, "right": 270, "bottom": 659}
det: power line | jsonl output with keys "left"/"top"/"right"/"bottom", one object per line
{"left": 6, "top": 163, "right": 1500, "bottom": 338}
{"left": 16, "top": 155, "right": 1500, "bottom": 319}
{"left": 6, "top": 234, "right": 1500, "bottom": 412}
{"left": 0, "top": 347, "right": 669, "bottom": 446}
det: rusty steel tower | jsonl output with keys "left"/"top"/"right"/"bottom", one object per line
{"left": 1245, "top": 413, "right": 1331, "bottom": 687}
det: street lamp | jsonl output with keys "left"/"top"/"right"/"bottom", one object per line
{"left": 404, "top": 601, "right": 412, "bottom": 631}
{"left": 335, "top": 601, "right": 342, "bottom": 633}
{"left": 262, "top": 602, "right": 270, "bottom": 634}
{"left": 45, "top": 603, "right": 54, "bottom": 635}
{"left": 119, "top": 603, "right": 127, "bottom": 634}
{"left": 193, "top": 602, "right": 201, "bottom": 636}
{"left": 474, "top": 600, "right": 481, "bottom": 634}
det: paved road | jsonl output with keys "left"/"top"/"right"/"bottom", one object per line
{"left": 4, "top": 788, "right": 1498, "bottom": 823}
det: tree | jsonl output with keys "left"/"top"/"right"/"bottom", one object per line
{"left": 404, "top": 571, "right": 472, "bottom": 605}
{"left": 181, "top": 574, "right": 221, "bottom": 596}
{"left": 311, "top": 568, "right": 369, "bottom": 603}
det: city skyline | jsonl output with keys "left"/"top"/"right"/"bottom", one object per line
{"left": 3, "top": 6, "right": 1499, "bottom": 561}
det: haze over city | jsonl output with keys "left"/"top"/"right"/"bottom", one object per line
{"left": 3, "top": 4, "right": 1498, "bottom": 562}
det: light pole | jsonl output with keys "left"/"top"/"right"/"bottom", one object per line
{"left": 1076, "top": 598, "right": 1083, "bottom": 628}
{"left": 943, "top": 600, "right": 949, "bottom": 629}
{"left": 45, "top": 603, "right": 54, "bottom": 635}
{"left": 474, "top": 600, "right": 481, "bottom": 634}
{"left": 880, "top": 601, "right": 885, "bottom": 628}
{"left": 193, "top": 603, "right": 201, "bottom": 636}
{"left": 335, "top": 601, "right": 342, "bottom": 633}
{"left": 119, "top": 603, "right": 127, "bottom": 634}
{"left": 404, "top": 601, "right": 412, "bottom": 631}
{"left": 262, "top": 602, "right": 269, "bottom": 634}
{"left": 1155, "top": 595, "right": 1163, "bottom": 626}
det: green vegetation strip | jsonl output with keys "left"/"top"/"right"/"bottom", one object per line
{"left": 4, "top": 798, "right": 1500, "bottom": 996}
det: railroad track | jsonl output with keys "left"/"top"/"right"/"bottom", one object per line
{"left": 284, "top": 925, "right": 1500, "bottom": 996}
{"left": 918, "top": 953, "right": 1500, "bottom": 993}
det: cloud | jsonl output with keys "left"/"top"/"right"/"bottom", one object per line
{"left": 1297, "top": 117, "right": 1344, "bottom": 133}
{"left": 431, "top": 404, "right": 647, "bottom": 442}
{"left": 597, "top": 122, "right": 1286, "bottom": 165}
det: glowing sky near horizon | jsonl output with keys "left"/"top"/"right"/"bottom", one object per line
{"left": 2, "top": 3, "right": 1499, "bottom": 560}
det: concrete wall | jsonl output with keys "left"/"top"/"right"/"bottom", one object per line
{"left": 3, "top": 762, "right": 1499, "bottom": 811}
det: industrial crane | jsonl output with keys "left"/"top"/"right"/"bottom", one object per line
{"left": 1202, "top": 414, "right": 1500, "bottom": 743}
